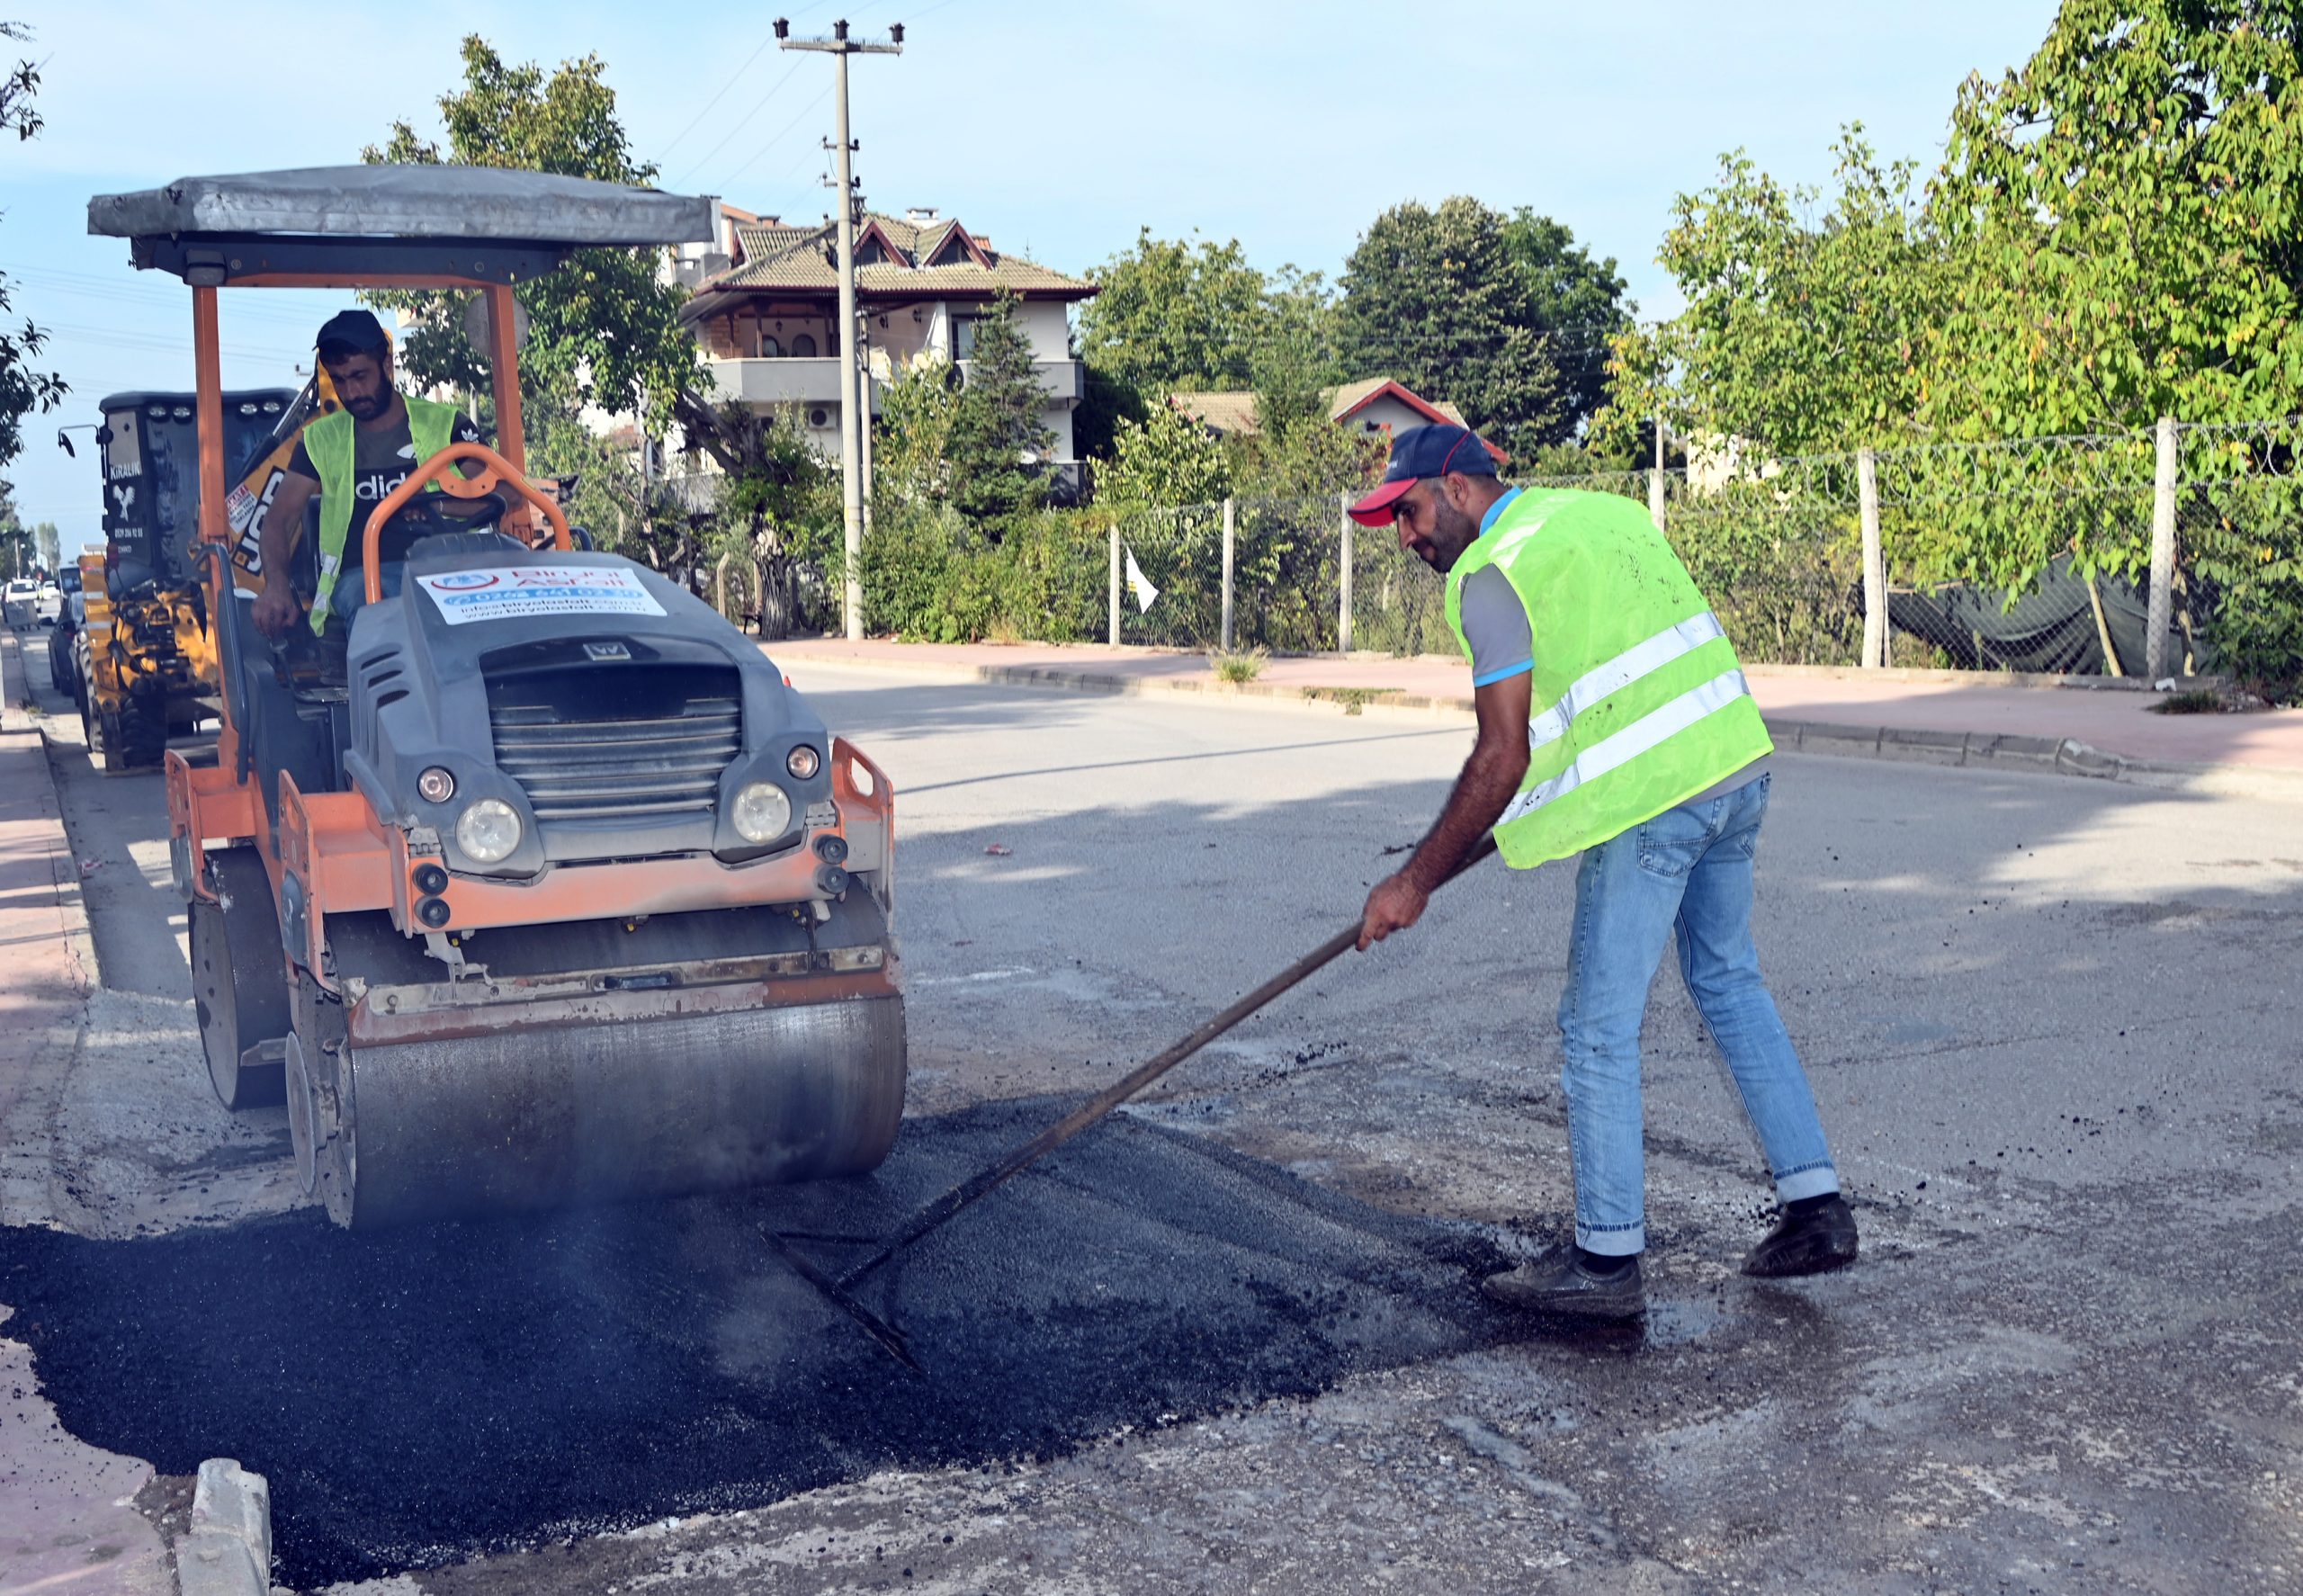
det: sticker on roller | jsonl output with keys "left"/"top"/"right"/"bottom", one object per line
{"left": 417, "top": 565, "right": 666, "bottom": 624}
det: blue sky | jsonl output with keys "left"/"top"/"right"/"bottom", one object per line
{"left": 4, "top": 0, "right": 2062, "bottom": 547}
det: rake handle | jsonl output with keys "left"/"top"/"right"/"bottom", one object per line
{"left": 838, "top": 834, "right": 1500, "bottom": 1287}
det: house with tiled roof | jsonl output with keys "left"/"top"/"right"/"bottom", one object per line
{"left": 1169, "top": 378, "right": 1506, "bottom": 461}
{"left": 674, "top": 203, "right": 1098, "bottom": 467}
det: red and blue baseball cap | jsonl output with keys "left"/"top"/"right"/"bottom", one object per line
{"left": 1348, "top": 423, "right": 1499, "bottom": 526}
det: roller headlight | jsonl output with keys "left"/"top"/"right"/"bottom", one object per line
{"left": 731, "top": 781, "right": 793, "bottom": 845}
{"left": 417, "top": 766, "right": 455, "bottom": 804}
{"left": 785, "top": 744, "right": 821, "bottom": 780}
{"left": 455, "top": 797, "right": 522, "bottom": 864}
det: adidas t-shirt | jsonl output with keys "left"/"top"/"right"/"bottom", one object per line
{"left": 287, "top": 407, "right": 487, "bottom": 575}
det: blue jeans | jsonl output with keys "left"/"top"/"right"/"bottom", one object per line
{"left": 328, "top": 561, "right": 404, "bottom": 632}
{"left": 1556, "top": 773, "right": 1839, "bottom": 1256}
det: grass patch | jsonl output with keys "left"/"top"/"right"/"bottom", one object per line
{"left": 1298, "top": 685, "right": 1402, "bottom": 716}
{"left": 1211, "top": 647, "right": 1269, "bottom": 685}
{"left": 2147, "top": 687, "right": 2265, "bottom": 715}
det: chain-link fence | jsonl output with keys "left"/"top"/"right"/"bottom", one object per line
{"left": 1095, "top": 416, "right": 2301, "bottom": 691}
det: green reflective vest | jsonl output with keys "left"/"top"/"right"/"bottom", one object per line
{"left": 1445, "top": 488, "right": 1774, "bottom": 869}
{"left": 304, "top": 395, "right": 461, "bottom": 633}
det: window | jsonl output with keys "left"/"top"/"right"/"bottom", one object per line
{"left": 793, "top": 333, "right": 819, "bottom": 358}
{"left": 760, "top": 335, "right": 782, "bottom": 358}
{"left": 952, "top": 318, "right": 980, "bottom": 360}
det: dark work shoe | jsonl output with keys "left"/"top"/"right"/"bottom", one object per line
{"left": 1742, "top": 1193, "right": 1859, "bottom": 1278}
{"left": 1480, "top": 1246, "right": 1644, "bottom": 1319}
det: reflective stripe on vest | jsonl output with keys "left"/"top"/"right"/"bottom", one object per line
{"left": 1501, "top": 668, "right": 1752, "bottom": 825}
{"left": 1527, "top": 609, "right": 1727, "bottom": 752}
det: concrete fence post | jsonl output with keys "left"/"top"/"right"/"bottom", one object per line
{"left": 1220, "top": 497, "right": 1237, "bottom": 652}
{"left": 1107, "top": 523, "right": 1122, "bottom": 647}
{"left": 2147, "top": 415, "right": 2178, "bottom": 682}
{"left": 1337, "top": 491, "right": 1354, "bottom": 654}
{"left": 1858, "top": 448, "right": 1885, "bottom": 668}
{"left": 1647, "top": 467, "right": 1666, "bottom": 533}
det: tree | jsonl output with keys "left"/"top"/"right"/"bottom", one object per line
{"left": 1925, "top": 0, "right": 2303, "bottom": 435}
{"left": 1594, "top": 132, "right": 1944, "bottom": 462}
{"left": 1500, "top": 209, "right": 1635, "bottom": 442}
{"left": 0, "top": 21, "right": 61, "bottom": 473}
{"left": 1336, "top": 197, "right": 1567, "bottom": 460}
{"left": 1077, "top": 230, "right": 1271, "bottom": 395}
{"left": 945, "top": 292, "right": 1054, "bottom": 528}
{"left": 1100, "top": 401, "right": 1232, "bottom": 510}
{"left": 365, "top": 37, "right": 700, "bottom": 431}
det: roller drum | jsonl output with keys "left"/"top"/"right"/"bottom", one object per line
{"left": 333, "top": 993, "right": 906, "bottom": 1229}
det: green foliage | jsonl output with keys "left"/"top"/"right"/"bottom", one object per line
{"left": 861, "top": 503, "right": 1102, "bottom": 643}
{"left": 363, "top": 36, "right": 700, "bottom": 431}
{"left": 873, "top": 361, "right": 963, "bottom": 510}
{"left": 1078, "top": 230, "right": 1271, "bottom": 394}
{"left": 1499, "top": 208, "right": 1635, "bottom": 443}
{"left": 0, "top": 21, "right": 39, "bottom": 141}
{"left": 1337, "top": 196, "right": 1568, "bottom": 460}
{"left": 1212, "top": 646, "right": 1268, "bottom": 684}
{"left": 945, "top": 291, "right": 1054, "bottom": 529}
{"left": 1927, "top": 0, "right": 2303, "bottom": 438}
{"left": 1595, "top": 131, "right": 1941, "bottom": 463}
{"left": 1102, "top": 401, "right": 1232, "bottom": 510}
{"left": 0, "top": 21, "right": 59, "bottom": 473}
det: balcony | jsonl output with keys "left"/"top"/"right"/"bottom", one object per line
{"left": 955, "top": 358, "right": 1084, "bottom": 408}
{"left": 705, "top": 357, "right": 875, "bottom": 413}
{"left": 708, "top": 355, "right": 1085, "bottom": 414}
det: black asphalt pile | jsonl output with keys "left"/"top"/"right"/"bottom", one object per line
{"left": 0, "top": 1098, "right": 1518, "bottom": 1588}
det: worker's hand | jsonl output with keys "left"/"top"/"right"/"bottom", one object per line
{"left": 1357, "top": 871, "right": 1429, "bottom": 952}
{"left": 251, "top": 582, "right": 301, "bottom": 640}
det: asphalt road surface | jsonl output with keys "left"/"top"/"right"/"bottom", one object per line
{"left": 4, "top": 657, "right": 2299, "bottom": 1593}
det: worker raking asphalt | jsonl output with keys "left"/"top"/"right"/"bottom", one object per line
{"left": 0, "top": 1098, "right": 1527, "bottom": 1587}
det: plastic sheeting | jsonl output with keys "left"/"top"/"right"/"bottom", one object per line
{"left": 1886, "top": 552, "right": 2208, "bottom": 677}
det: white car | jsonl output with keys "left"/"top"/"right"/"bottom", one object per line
{"left": 2, "top": 578, "right": 35, "bottom": 628}
{"left": 34, "top": 583, "right": 62, "bottom": 625}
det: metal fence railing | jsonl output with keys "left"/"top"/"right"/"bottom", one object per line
{"left": 1091, "top": 416, "right": 2302, "bottom": 687}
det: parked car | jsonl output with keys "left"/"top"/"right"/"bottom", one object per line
{"left": 2, "top": 577, "right": 34, "bottom": 628}
{"left": 34, "top": 582, "right": 62, "bottom": 624}
{"left": 49, "top": 591, "right": 85, "bottom": 698}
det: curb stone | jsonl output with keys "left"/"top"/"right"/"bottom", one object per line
{"left": 177, "top": 1458, "right": 273, "bottom": 1596}
{"left": 771, "top": 648, "right": 2303, "bottom": 800}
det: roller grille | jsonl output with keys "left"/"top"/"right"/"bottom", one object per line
{"left": 486, "top": 664, "right": 742, "bottom": 823}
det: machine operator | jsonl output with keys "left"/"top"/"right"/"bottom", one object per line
{"left": 1349, "top": 424, "right": 1858, "bottom": 1321}
{"left": 250, "top": 309, "right": 502, "bottom": 640}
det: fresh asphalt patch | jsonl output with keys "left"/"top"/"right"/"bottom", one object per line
{"left": 0, "top": 1098, "right": 1546, "bottom": 1588}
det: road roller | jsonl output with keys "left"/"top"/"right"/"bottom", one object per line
{"left": 87, "top": 166, "right": 906, "bottom": 1228}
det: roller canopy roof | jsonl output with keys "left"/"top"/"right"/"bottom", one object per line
{"left": 91, "top": 165, "right": 714, "bottom": 245}
{"left": 88, "top": 166, "right": 714, "bottom": 285}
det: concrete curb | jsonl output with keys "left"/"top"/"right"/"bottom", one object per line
{"left": 774, "top": 649, "right": 2303, "bottom": 801}
{"left": 177, "top": 1458, "right": 273, "bottom": 1596}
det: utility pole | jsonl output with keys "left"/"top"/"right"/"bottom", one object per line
{"left": 778, "top": 17, "right": 903, "bottom": 641}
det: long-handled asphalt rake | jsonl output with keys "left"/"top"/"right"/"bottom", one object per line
{"left": 770, "top": 837, "right": 1500, "bottom": 1374}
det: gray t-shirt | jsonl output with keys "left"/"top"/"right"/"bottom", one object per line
{"left": 1459, "top": 566, "right": 1533, "bottom": 686}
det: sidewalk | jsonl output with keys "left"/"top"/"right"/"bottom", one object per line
{"left": 764, "top": 638, "right": 2303, "bottom": 792}
{"left": 0, "top": 627, "right": 174, "bottom": 1594}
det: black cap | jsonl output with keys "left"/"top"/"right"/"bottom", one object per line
{"left": 314, "top": 309, "right": 390, "bottom": 357}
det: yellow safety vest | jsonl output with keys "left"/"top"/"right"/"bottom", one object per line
{"left": 1446, "top": 488, "right": 1775, "bottom": 868}
{"left": 305, "top": 395, "right": 461, "bottom": 633}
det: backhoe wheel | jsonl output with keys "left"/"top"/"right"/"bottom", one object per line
{"left": 109, "top": 687, "right": 167, "bottom": 771}
{"left": 191, "top": 848, "right": 291, "bottom": 1110}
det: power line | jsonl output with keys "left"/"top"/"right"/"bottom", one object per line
{"left": 656, "top": 0, "right": 839, "bottom": 170}
{"left": 672, "top": 59, "right": 809, "bottom": 189}
{"left": 709, "top": 85, "right": 833, "bottom": 194}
